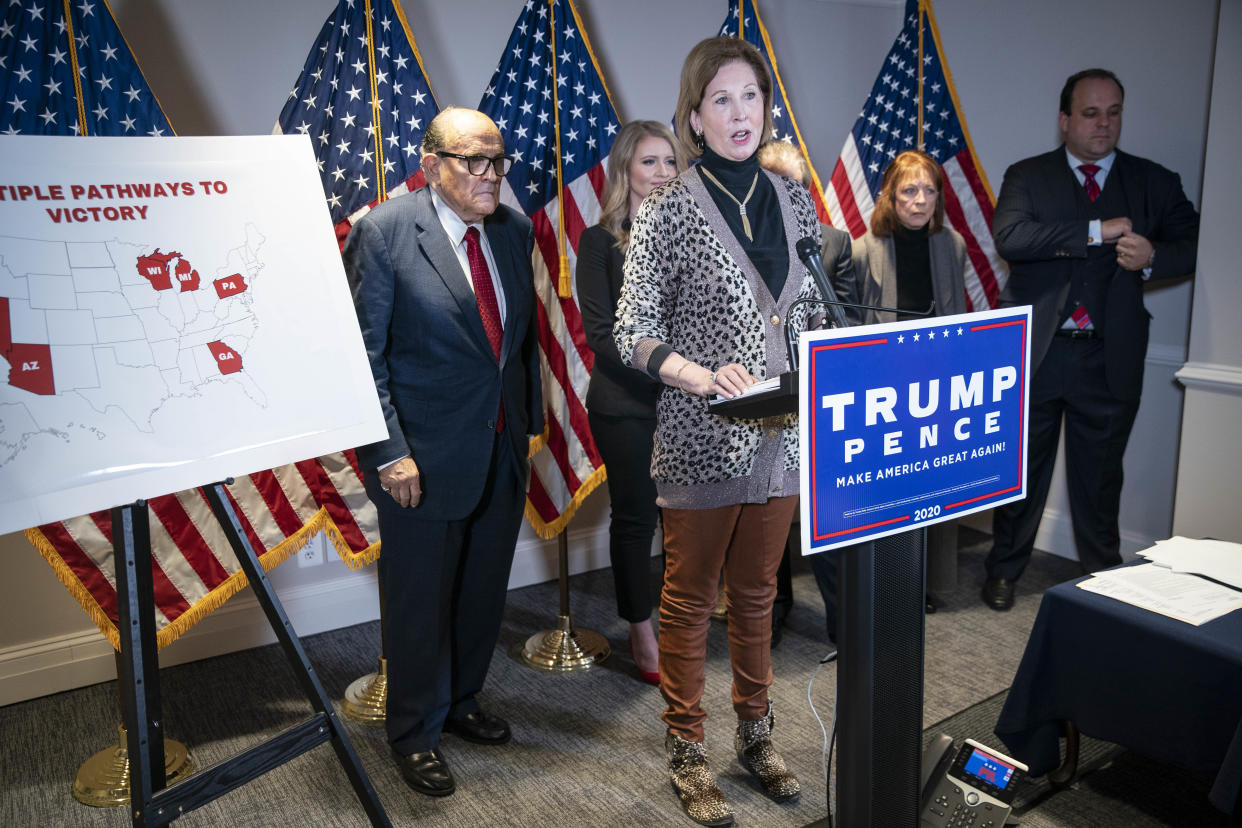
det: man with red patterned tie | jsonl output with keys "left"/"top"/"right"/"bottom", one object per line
{"left": 344, "top": 107, "right": 542, "bottom": 795}
{"left": 982, "top": 69, "right": 1200, "bottom": 611}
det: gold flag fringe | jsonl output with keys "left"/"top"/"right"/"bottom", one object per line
{"left": 528, "top": 425, "right": 549, "bottom": 458}
{"left": 523, "top": 461, "right": 607, "bottom": 539}
{"left": 26, "top": 526, "right": 121, "bottom": 650}
{"left": 25, "top": 506, "right": 380, "bottom": 652}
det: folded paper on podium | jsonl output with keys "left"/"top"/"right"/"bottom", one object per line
{"left": 708, "top": 371, "right": 799, "bottom": 419}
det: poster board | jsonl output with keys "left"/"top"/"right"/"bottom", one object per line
{"left": 0, "top": 134, "right": 385, "bottom": 534}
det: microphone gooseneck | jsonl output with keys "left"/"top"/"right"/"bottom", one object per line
{"left": 796, "top": 236, "right": 850, "bottom": 330}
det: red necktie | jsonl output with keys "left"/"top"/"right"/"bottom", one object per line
{"left": 1069, "top": 164, "right": 1101, "bottom": 329}
{"left": 1078, "top": 164, "right": 1101, "bottom": 202}
{"left": 464, "top": 226, "right": 505, "bottom": 431}
{"left": 464, "top": 226, "right": 503, "bottom": 359}
{"left": 1070, "top": 304, "right": 1091, "bottom": 329}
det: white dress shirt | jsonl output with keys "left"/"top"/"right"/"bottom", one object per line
{"left": 1066, "top": 148, "right": 1115, "bottom": 247}
{"left": 430, "top": 187, "right": 507, "bottom": 322}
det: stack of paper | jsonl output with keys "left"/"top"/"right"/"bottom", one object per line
{"left": 1077, "top": 563, "right": 1242, "bottom": 625}
{"left": 1136, "top": 537, "right": 1242, "bottom": 590}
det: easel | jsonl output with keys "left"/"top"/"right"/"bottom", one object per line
{"left": 110, "top": 481, "right": 389, "bottom": 826}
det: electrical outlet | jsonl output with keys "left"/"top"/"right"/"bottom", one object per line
{"left": 298, "top": 538, "right": 323, "bottom": 567}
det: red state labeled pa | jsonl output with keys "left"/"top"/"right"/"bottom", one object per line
{"left": 213, "top": 274, "right": 247, "bottom": 299}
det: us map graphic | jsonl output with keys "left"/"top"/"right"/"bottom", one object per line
{"left": 0, "top": 225, "right": 267, "bottom": 468}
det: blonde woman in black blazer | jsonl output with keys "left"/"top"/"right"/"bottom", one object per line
{"left": 576, "top": 120, "right": 685, "bottom": 685}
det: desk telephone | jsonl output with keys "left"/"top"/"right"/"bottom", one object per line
{"left": 920, "top": 735, "right": 1029, "bottom": 827}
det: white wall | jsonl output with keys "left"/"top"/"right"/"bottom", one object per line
{"left": 1173, "top": 0, "right": 1242, "bottom": 542}
{"left": 0, "top": 0, "right": 1223, "bottom": 704}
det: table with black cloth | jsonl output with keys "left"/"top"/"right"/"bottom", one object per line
{"left": 994, "top": 560, "right": 1242, "bottom": 815}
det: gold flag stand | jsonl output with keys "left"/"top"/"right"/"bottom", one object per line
{"left": 73, "top": 653, "right": 195, "bottom": 808}
{"left": 521, "top": 532, "right": 610, "bottom": 671}
{"left": 342, "top": 531, "right": 611, "bottom": 709}
{"left": 342, "top": 655, "right": 388, "bottom": 724}
{"left": 342, "top": 577, "right": 387, "bottom": 724}
{"left": 73, "top": 724, "right": 196, "bottom": 808}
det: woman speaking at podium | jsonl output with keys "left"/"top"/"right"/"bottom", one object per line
{"left": 577, "top": 120, "right": 685, "bottom": 686}
{"left": 613, "top": 36, "right": 822, "bottom": 827}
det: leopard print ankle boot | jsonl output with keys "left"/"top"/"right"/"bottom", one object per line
{"left": 666, "top": 732, "right": 734, "bottom": 826}
{"left": 735, "top": 702, "right": 800, "bottom": 802}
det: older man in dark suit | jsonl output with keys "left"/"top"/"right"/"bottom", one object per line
{"left": 982, "top": 69, "right": 1199, "bottom": 610}
{"left": 344, "top": 107, "right": 542, "bottom": 795}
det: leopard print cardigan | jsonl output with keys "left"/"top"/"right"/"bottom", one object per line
{"left": 613, "top": 166, "right": 821, "bottom": 510}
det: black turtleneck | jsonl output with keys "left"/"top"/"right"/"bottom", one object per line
{"left": 698, "top": 145, "right": 788, "bottom": 300}
{"left": 892, "top": 222, "right": 934, "bottom": 318}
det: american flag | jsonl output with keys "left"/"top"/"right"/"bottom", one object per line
{"left": 275, "top": 0, "right": 440, "bottom": 249}
{"left": 718, "top": 0, "right": 832, "bottom": 226}
{"left": 0, "top": 0, "right": 170, "bottom": 136}
{"left": 28, "top": 459, "right": 382, "bottom": 651}
{"left": 824, "top": 0, "right": 1006, "bottom": 310}
{"left": 16, "top": 2, "right": 382, "bottom": 651}
{"left": 478, "top": 0, "right": 614, "bottom": 537}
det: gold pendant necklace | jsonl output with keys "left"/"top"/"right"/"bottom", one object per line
{"left": 700, "top": 167, "right": 759, "bottom": 242}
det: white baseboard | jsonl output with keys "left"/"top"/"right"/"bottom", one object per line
{"left": 506, "top": 523, "right": 615, "bottom": 588}
{"left": 0, "top": 525, "right": 614, "bottom": 707}
{"left": 7, "top": 496, "right": 1165, "bottom": 706}
{"left": 0, "top": 566, "right": 383, "bottom": 707}
{"left": 959, "top": 508, "right": 1156, "bottom": 564}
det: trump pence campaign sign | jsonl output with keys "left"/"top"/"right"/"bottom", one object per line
{"left": 799, "top": 307, "right": 1031, "bottom": 554}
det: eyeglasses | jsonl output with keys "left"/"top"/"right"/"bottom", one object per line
{"left": 436, "top": 151, "right": 514, "bottom": 177}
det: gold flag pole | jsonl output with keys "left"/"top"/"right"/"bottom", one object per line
{"left": 61, "top": 0, "right": 89, "bottom": 137}
{"left": 339, "top": 0, "right": 394, "bottom": 724}
{"left": 916, "top": 0, "right": 925, "bottom": 151}
{"left": 518, "top": 0, "right": 608, "bottom": 671}
{"left": 363, "top": 0, "right": 388, "bottom": 204}
{"left": 69, "top": 0, "right": 194, "bottom": 797}
{"left": 548, "top": 0, "right": 571, "bottom": 297}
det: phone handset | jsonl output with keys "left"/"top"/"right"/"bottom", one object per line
{"left": 920, "top": 733, "right": 956, "bottom": 805}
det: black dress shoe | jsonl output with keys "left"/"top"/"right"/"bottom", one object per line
{"left": 394, "top": 747, "right": 455, "bottom": 797}
{"left": 443, "top": 710, "right": 511, "bottom": 745}
{"left": 981, "top": 577, "right": 1015, "bottom": 611}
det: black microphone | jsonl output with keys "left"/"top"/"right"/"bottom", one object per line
{"left": 796, "top": 236, "right": 851, "bottom": 330}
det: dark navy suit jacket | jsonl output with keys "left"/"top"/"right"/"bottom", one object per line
{"left": 994, "top": 146, "right": 1199, "bottom": 401}
{"left": 344, "top": 186, "right": 543, "bottom": 521}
